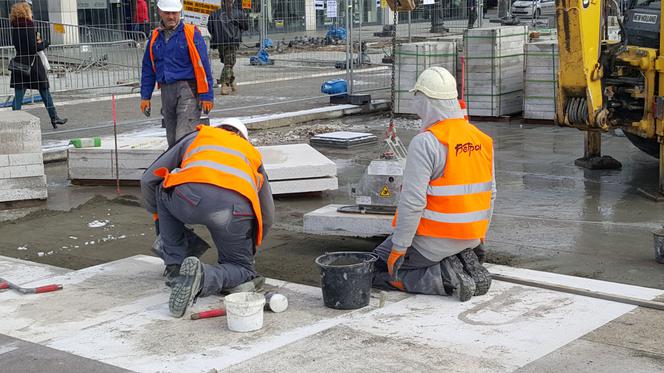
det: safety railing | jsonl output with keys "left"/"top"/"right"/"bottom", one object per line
{"left": 0, "top": 17, "right": 147, "bottom": 47}
{"left": 0, "top": 40, "right": 143, "bottom": 102}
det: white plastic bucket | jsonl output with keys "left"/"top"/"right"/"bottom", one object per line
{"left": 224, "top": 292, "right": 266, "bottom": 332}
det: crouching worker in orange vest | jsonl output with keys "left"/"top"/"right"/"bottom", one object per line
{"left": 140, "top": 0, "right": 215, "bottom": 147}
{"left": 372, "top": 67, "right": 496, "bottom": 302}
{"left": 141, "top": 119, "right": 275, "bottom": 318}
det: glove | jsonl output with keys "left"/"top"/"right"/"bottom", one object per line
{"left": 201, "top": 100, "right": 213, "bottom": 114}
{"left": 152, "top": 213, "right": 159, "bottom": 236}
{"left": 140, "top": 99, "right": 151, "bottom": 117}
{"left": 387, "top": 248, "right": 406, "bottom": 290}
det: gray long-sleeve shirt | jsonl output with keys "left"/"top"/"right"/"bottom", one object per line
{"left": 391, "top": 130, "right": 496, "bottom": 262}
{"left": 140, "top": 132, "right": 275, "bottom": 237}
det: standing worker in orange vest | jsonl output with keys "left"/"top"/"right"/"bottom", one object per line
{"left": 140, "top": 0, "right": 215, "bottom": 147}
{"left": 141, "top": 119, "right": 275, "bottom": 318}
{"left": 372, "top": 67, "right": 496, "bottom": 302}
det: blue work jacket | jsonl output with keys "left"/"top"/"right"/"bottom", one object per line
{"left": 140, "top": 22, "right": 214, "bottom": 102}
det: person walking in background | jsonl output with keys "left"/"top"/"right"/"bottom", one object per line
{"left": 207, "top": 0, "right": 249, "bottom": 95}
{"left": 135, "top": 0, "right": 150, "bottom": 37}
{"left": 140, "top": 0, "right": 214, "bottom": 147}
{"left": 9, "top": 2, "right": 67, "bottom": 129}
{"left": 468, "top": 0, "right": 478, "bottom": 29}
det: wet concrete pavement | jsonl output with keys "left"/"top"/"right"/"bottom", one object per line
{"left": 0, "top": 113, "right": 662, "bottom": 290}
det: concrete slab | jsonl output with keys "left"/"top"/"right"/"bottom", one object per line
{"left": 0, "top": 255, "right": 71, "bottom": 284}
{"left": 67, "top": 139, "right": 338, "bottom": 194}
{"left": 310, "top": 131, "right": 378, "bottom": 148}
{"left": 1, "top": 255, "right": 663, "bottom": 372}
{"left": 303, "top": 204, "right": 393, "bottom": 237}
{"left": 516, "top": 339, "right": 664, "bottom": 373}
{"left": 269, "top": 176, "right": 338, "bottom": 195}
{"left": 0, "top": 334, "right": 131, "bottom": 373}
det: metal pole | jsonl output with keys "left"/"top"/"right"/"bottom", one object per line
{"left": 347, "top": 0, "right": 354, "bottom": 95}
{"left": 359, "top": 0, "right": 363, "bottom": 65}
{"left": 407, "top": 11, "right": 411, "bottom": 43}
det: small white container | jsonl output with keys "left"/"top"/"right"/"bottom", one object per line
{"left": 224, "top": 292, "right": 266, "bottom": 332}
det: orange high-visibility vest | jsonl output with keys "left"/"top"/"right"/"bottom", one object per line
{"left": 153, "top": 125, "right": 266, "bottom": 246}
{"left": 149, "top": 23, "right": 209, "bottom": 95}
{"left": 393, "top": 118, "right": 493, "bottom": 240}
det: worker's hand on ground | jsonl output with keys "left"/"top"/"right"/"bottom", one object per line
{"left": 140, "top": 99, "right": 151, "bottom": 117}
{"left": 387, "top": 248, "right": 406, "bottom": 287}
{"left": 201, "top": 101, "right": 213, "bottom": 115}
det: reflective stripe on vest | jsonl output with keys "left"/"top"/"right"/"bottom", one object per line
{"left": 156, "top": 125, "right": 265, "bottom": 246}
{"left": 427, "top": 181, "right": 492, "bottom": 196}
{"left": 149, "top": 23, "right": 209, "bottom": 95}
{"left": 416, "top": 118, "right": 493, "bottom": 240}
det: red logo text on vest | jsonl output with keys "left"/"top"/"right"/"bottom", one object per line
{"left": 455, "top": 142, "right": 482, "bottom": 156}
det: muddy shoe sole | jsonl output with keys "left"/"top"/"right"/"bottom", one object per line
{"left": 457, "top": 248, "right": 492, "bottom": 296}
{"left": 169, "top": 257, "right": 203, "bottom": 318}
{"left": 444, "top": 256, "right": 476, "bottom": 302}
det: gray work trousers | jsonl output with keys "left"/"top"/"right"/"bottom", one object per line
{"left": 372, "top": 237, "right": 447, "bottom": 296}
{"left": 160, "top": 81, "right": 202, "bottom": 147}
{"left": 155, "top": 182, "right": 257, "bottom": 297}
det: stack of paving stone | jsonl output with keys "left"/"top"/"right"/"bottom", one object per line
{"left": 524, "top": 40, "right": 559, "bottom": 121}
{"left": 310, "top": 131, "right": 377, "bottom": 148}
{"left": 395, "top": 41, "right": 458, "bottom": 114}
{"left": 464, "top": 25, "right": 527, "bottom": 117}
{"left": 0, "top": 112, "right": 47, "bottom": 203}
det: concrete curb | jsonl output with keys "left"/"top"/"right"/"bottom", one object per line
{"left": 42, "top": 100, "right": 389, "bottom": 164}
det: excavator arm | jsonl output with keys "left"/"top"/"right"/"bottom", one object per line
{"left": 555, "top": 0, "right": 606, "bottom": 128}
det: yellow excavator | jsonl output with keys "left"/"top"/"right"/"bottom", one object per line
{"left": 555, "top": 0, "right": 664, "bottom": 200}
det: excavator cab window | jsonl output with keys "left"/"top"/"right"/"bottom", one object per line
{"left": 623, "top": 0, "right": 660, "bottom": 48}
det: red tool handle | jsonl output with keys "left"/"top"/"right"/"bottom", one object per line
{"left": 190, "top": 308, "right": 226, "bottom": 320}
{"left": 0, "top": 282, "right": 8, "bottom": 290}
{"left": 34, "top": 284, "right": 63, "bottom": 293}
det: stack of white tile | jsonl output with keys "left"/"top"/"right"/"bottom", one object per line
{"left": 524, "top": 40, "right": 559, "bottom": 121}
{"left": 464, "top": 25, "right": 527, "bottom": 117}
{"left": 395, "top": 41, "right": 458, "bottom": 114}
{"left": 67, "top": 136, "right": 338, "bottom": 195}
{"left": 0, "top": 112, "right": 47, "bottom": 203}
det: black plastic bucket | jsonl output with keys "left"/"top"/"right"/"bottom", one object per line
{"left": 315, "top": 251, "right": 378, "bottom": 310}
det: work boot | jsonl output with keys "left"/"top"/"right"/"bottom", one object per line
{"left": 169, "top": 256, "right": 204, "bottom": 318}
{"left": 50, "top": 116, "right": 67, "bottom": 129}
{"left": 222, "top": 276, "right": 265, "bottom": 295}
{"left": 457, "top": 248, "right": 492, "bottom": 296}
{"left": 440, "top": 256, "right": 475, "bottom": 302}
{"left": 163, "top": 264, "right": 181, "bottom": 287}
{"left": 220, "top": 83, "right": 232, "bottom": 95}
{"left": 473, "top": 243, "right": 486, "bottom": 264}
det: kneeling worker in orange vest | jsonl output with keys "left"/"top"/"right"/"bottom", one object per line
{"left": 373, "top": 67, "right": 496, "bottom": 302}
{"left": 140, "top": 0, "right": 215, "bottom": 147}
{"left": 141, "top": 118, "right": 275, "bottom": 318}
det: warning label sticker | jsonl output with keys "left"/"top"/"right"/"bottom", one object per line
{"left": 379, "top": 185, "right": 391, "bottom": 198}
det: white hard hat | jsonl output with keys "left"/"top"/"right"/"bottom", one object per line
{"left": 410, "top": 66, "right": 458, "bottom": 100}
{"left": 218, "top": 118, "right": 249, "bottom": 140}
{"left": 157, "top": 0, "right": 183, "bottom": 11}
